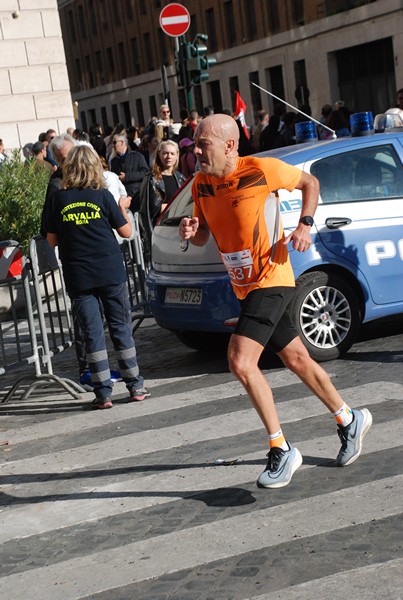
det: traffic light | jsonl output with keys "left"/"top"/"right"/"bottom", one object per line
{"left": 174, "top": 35, "right": 216, "bottom": 88}
{"left": 175, "top": 40, "right": 190, "bottom": 88}
{"left": 186, "top": 36, "right": 216, "bottom": 86}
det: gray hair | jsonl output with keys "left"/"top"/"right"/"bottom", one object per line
{"left": 49, "top": 133, "right": 76, "bottom": 161}
{"left": 113, "top": 133, "right": 128, "bottom": 146}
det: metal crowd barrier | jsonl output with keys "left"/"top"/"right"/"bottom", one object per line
{"left": 1, "top": 238, "right": 84, "bottom": 402}
{"left": 1, "top": 216, "right": 153, "bottom": 403}
{"left": 120, "top": 211, "right": 153, "bottom": 333}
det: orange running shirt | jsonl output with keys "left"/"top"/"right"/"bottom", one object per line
{"left": 192, "top": 156, "right": 302, "bottom": 299}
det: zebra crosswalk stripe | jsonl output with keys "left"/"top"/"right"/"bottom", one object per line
{"left": 0, "top": 377, "right": 402, "bottom": 599}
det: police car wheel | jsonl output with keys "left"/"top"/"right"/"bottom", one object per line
{"left": 290, "top": 271, "right": 361, "bottom": 362}
{"left": 175, "top": 330, "right": 230, "bottom": 352}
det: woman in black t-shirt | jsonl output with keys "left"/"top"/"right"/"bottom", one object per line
{"left": 46, "top": 145, "right": 150, "bottom": 409}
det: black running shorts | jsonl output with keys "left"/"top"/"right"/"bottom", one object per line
{"left": 234, "top": 286, "right": 298, "bottom": 352}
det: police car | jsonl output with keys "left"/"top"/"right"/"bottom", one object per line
{"left": 146, "top": 123, "right": 403, "bottom": 361}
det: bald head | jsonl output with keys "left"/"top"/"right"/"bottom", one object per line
{"left": 197, "top": 114, "right": 240, "bottom": 145}
{"left": 194, "top": 113, "right": 240, "bottom": 177}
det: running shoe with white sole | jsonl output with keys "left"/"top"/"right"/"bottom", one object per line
{"left": 336, "top": 408, "right": 373, "bottom": 467}
{"left": 257, "top": 444, "right": 303, "bottom": 489}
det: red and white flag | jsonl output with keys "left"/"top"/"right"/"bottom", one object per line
{"left": 234, "top": 90, "right": 250, "bottom": 139}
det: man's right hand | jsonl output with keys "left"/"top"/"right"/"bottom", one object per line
{"left": 179, "top": 217, "right": 199, "bottom": 240}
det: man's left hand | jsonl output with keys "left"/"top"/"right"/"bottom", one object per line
{"left": 284, "top": 226, "right": 312, "bottom": 252}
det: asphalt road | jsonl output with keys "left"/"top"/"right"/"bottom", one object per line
{"left": 0, "top": 315, "right": 402, "bottom": 600}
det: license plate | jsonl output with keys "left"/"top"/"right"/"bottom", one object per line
{"left": 165, "top": 287, "right": 202, "bottom": 305}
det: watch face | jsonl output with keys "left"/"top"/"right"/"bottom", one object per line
{"left": 300, "top": 216, "right": 314, "bottom": 226}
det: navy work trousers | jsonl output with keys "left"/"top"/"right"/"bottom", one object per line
{"left": 70, "top": 282, "right": 144, "bottom": 400}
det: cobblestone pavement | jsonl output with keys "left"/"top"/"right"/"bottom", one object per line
{"left": 0, "top": 315, "right": 402, "bottom": 600}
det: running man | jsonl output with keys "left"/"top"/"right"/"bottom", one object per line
{"left": 179, "top": 113, "right": 372, "bottom": 488}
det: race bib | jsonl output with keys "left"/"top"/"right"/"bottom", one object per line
{"left": 220, "top": 249, "right": 255, "bottom": 285}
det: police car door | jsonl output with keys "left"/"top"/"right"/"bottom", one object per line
{"left": 308, "top": 139, "right": 403, "bottom": 305}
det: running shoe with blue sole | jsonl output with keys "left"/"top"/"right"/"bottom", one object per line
{"left": 257, "top": 444, "right": 303, "bottom": 489}
{"left": 336, "top": 408, "right": 373, "bottom": 467}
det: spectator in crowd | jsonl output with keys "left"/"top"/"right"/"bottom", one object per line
{"left": 178, "top": 108, "right": 194, "bottom": 142}
{"left": 155, "top": 104, "right": 179, "bottom": 143}
{"left": 45, "top": 145, "right": 149, "bottom": 409}
{"left": 260, "top": 115, "right": 283, "bottom": 151}
{"left": 203, "top": 105, "right": 214, "bottom": 118}
{"left": 140, "top": 134, "right": 159, "bottom": 168}
{"left": 252, "top": 109, "right": 269, "bottom": 152}
{"left": 40, "top": 133, "right": 77, "bottom": 237}
{"left": 139, "top": 139, "right": 185, "bottom": 265}
{"left": 395, "top": 88, "right": 403, "bottom": 110}
{"left": 126, "top": 126, "right": 141, "bottom": 150}
{"left": 110, "top": 133, "right": 149, "bottom": 212}
{"left": 0, "top": 138, "right": 7, "bottom": 163}
{"left": 179, "top": 137, "right": 196, "bottom": 178}
{"left": 279, "top": 111, "right": 298, "bottom": 146}
{"left": 317, "top": 104, "right": 333, "bottom": 139}
{"left": 106, "top": 123, "right": 126, "bottom": 160}
{"left": 89, "top": 124, "right": 106, "bottom": 158}
{"left": 326, "top": 109, "right": 350, "bottom": 138}
{"left": 45, "top": 129, "right": 58, "bottom": 168}
{"left": 31, "top": 141, "right": 56, "bottom": 175}
{"left": 188, "top": 109, "right": 200, "bottom": 135}
{"left": 73, "top": 129, "right": 91, "bottom": 144}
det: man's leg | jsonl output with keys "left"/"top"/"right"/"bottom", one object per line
{"left": 277, "top": 335, "right": 372, "bottom": 466}
{"left": 228, "top": 333, "right": 302, "bottom": 489}
{"left": 277, "top": 336, "right": 344, "bottom": 412}
{"left": 228, "top": 333, "right": 281, "bottom": 435}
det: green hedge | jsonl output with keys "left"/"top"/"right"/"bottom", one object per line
{"left": 0, "top": 150, "right": 50, "bottom": 252}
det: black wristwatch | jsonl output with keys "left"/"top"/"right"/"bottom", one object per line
{"left": 299, "top": 215, "right": 314, "bottom": 226}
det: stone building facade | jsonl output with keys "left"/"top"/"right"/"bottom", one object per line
{"left": 0, "top": 0, "right": 74, "bottom": 152}
{"left": 57, "top": 0, "right": 403, "bottom": 131}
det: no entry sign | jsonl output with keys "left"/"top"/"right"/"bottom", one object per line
{"left": 160, "top": 3, "right": 191, "bottom": 37}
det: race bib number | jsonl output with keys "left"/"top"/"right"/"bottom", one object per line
{"left": 220, "top": 249, "right": 255, "bottom": 284}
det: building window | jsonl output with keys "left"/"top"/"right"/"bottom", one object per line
{"left": 106, "top": 47, "right": 115, "bottom": 79}
{"left": 68, "top": 10, "right": 76, "bottom": 43}
{"left": 136, "top": 98, "right": 145, "bottom": 128}
{"left": 130, "top": 37, "right": 141, "bottom": 75}
{"left": 143, "top": 33, "right": 154, "bottom": 71}
{"left": 101, "top": 106, "right": 108, "bottom": 130}
{"left": 75, "top": 58, "right": 82, "bottom": 90}
{"left": 244, "top": 0, "right": 257, "bottom": 41}
{"left": 249, "top": 71, "right": 262, "bottom": 112}
{"left": 292, "top": 0, "right": 305, "bottom": 25}
{"left": 77, "top": 5, "right": 87, "bottom": 39}
{"left": 224, "top": 1, "right": 236, "bottom": 46}
{"left": 149, "top": 96, "right": 157, "bottom": 119}
{"left": 229, "top": 76, "right": 239, "bottom": 112}
{"left": 114, "top": 0, "right": 121, "bottom": 27}
{"left": 118, "top": 42, "right": 127, "bottom": 79}
{"left": 99, "top": 0, "right": 109, "bottom": 31}
{"left": 205, "top": 8, "right": 218, "bottom": 52}
{"left": 85, "top": 55, "right": 94, "bottom": 88}
{"left": 88, "top": 0, "right": 97, "bottom": 35}
{"left": 80, "top": 111, "right": 88, "bottom": 132}
{"left": 112, "top": 104, "right": 119, "bottom": 125}
{"left": 267, "top": 0, "right": 280, "bottom": 34}
{"left": 95, "top": 51, "right": 104, "bottom": 86}
{"left": 125, "top": 0, "right": 134, "bottom": 20}
{"left": 121, "top": 101, "right": 132, "bottom": 126}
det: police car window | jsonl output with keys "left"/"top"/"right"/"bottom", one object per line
{"left": 159, "top": 180, "right": 194, "bottom": 225}
{"left": 311, "top": 144, "right": 402, "bottom": 204}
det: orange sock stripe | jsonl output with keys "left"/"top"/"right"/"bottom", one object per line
{"left": 269, "top": 433, "right": 286, "bottom": 448}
